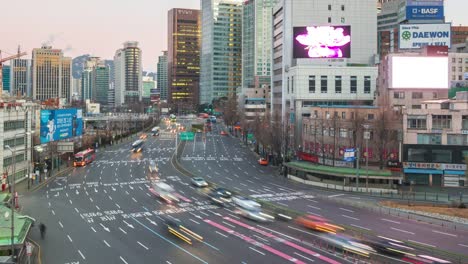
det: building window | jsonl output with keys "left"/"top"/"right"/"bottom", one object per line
{"left": 393, "top": 92, "right": 404, "bottom": 99}
{"left": 323, "top": 127, "right": 329, "bottom": 136}
{"left": 433, "top": 92, "right": 438, "bottom": 99}
{"left": 364, "top": 76, "right": 371, "bottom": 94}
{"left": 452, "top": 58, "right": 456, "bottom": 63}
{"left": 412, "top": 105, "right": 421, "bottom": 109}
{"left": 328, "top": 4, "right": 332, "bottom": 10}
{"left": 287, "top": 77, "right": 289, "bottom": 93}
{"left": 339, "top": 128, "right": 347, "bottom": 138}
{"left": 417, "top": 134, "right": 441, "bottom": 145}
{"left": 407, "top": 115, "right": 427, "bottom": 129}
{"left": 432, "top": 115, "right": 452, "bottom": 129}
{"left": 367, "top": 113, "right": 374, "bottom": 120}
{"left": 459, "top": 58, "right": 463, "bottom": 63}
{"left": 350, "top": 76, "right": 357, "bottom": 93}
{"left": 412, "top": 92, "right": 423, "bottom": 99}
{"left": 3, "top": 137, "right": 26, "bottom": 149}
{"left": 330, "top": 127, "right": 335, "bottom": 136}
{"left": 3, "top": 120, "right": 25, "bottom": 131}
{"left": 341, "top": 17, "right": 345, "bottom": 23}
{"left": 341, "top": 5, "right": 345, "bottom": 11}
{"left": 341, "top": 112, "right": 346, "bottom": 119}
{"left": 328, "top": 17, "right": 332, "bottom": 23}
{"left": 291, "top": 76, "right": 294, "bottom": 93}
{"left": 452, "top": 66, "right": 456, "bottom": 72}
{"left": 321, "top": 76, "right": 327, "bottom": 93}
{"left": 325, "top": 111, "right": 330, "bottom": 119}
{"left": 309, "top": 75, "right": 316, "bottom": 93}
{"left": 335, "top": 76, "right": 342, "bottom": 93}
{"left": 3, "top": 153, "right": 25, "bottom": 168}
{"left": 408, "top": 148, "right": 428, "bottom": 162}
{"left": 447, "top": 135, "right": 468, "bottom": 146}
{"left": 463, "top": 116, "right": 468, "bottom": 129}
{"left": 432, "top": 149, "right": 452, "bottom": 163}
{"left": 351, "top": 112, "right": 355, "bottom": 120}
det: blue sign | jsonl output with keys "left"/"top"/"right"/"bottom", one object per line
{"left": 344, "top": 148, "right": 356, "bottom": 162}
{"left": 406, "top": 6, "right": 444, "bottom": 20}
{"left": 40, "top": 108, "right": 83, "bottom": 144}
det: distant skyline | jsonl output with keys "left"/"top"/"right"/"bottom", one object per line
{"left": 1, "top": 0, "right": 467, "bottom": 72}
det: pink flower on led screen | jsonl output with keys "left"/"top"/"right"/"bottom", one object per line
{"left": 296, "top": 26, "right": 351, "bottom": 58}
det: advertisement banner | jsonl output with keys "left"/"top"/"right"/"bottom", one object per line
{"left": 399, "top": 23, "right": 451, "bottom": 49}
{"left": 406, "top": 0, "right": 443, "bottom": 6}
{"left": 406, "top": 6, "right": 444, "bottom": 20}
{"left": 40, "top": 109, "right": 83, "bottom": 144}
{"left": 293, "top": 26, "right": 351, "bottom": 58}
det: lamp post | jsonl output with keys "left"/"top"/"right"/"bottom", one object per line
{"left": 5, "top": 145, "right": 16, "bottom": 262}
{"left": 363, "top": 124, "right": 371, "bottom": 190}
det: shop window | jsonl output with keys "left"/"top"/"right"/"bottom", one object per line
{"left": 432, "top": 149, "right": 452, "bottom": 163}
{"left": 417, "top": 134, "right": 441, "bottom": 145}
{"left": 408, "top": 148, "right": 427, "bottom": 162}
{"left": 462, "top": 116, "right": 468, "bottom": 129}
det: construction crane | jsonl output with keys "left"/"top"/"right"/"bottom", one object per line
{"left": 0, "top": 48, "right": 27, "bottom": 95}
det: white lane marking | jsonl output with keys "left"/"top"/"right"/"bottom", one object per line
{"left": 74, "top": 208, "right": 79, "bottom": 213}
{"left": 339, "top": 208, "right": 354, "bottom": 213}
{"left": 249, "top": 247, "right": 265, "bottom": 256}
{"left": 458, "top": 244, "right": 468, "bottom": 248}
{"left": 109, "top": 195, "right": 113, "bottom": 200}
{"left": 119, "top": 227, "right": 127, "bottom": 234}
{"left": 48, "top": 202, "right": 51, "bottom": 207}
{"left": 78, "top": 250, "right": 86, "bottom": 260}
{"left": 307, "top": 205, "right": 321, "bottom": 210}
{"left": 96, "top": 205, "right": 101, "bottom": 210}
{"left": 293, "top": 252, "right": 314, "bottom": 262}
{"left": 116, "top": 203, "right": 121, "bottom": 209}
{"left": 328, "top": 193, "right": 345, "bottom": 198}
{"left": 132, "top": 197, "right": 138, "bottom": 203}
{"left": 341, "top": 214, "right": 359, "bottom": 221}
{"left": 89, "top": 198, "right": 93, "bottom": 202}
{"left": 120, "top": 256, "right": 129, "bottom": 264}
{"left": 408, "top": 239, "right": 436, "bottom": 248}
{"left": 137, "top": 241, "right": 149, "bottom": 250}
{"left": 307, "top": 212, "right": 323, "bottom": 217}
{"left": 391, "top": 227, "right": 415, "bottom": 235}
{"left": 189, "top": 219, "right": 200, "bottom": 225}
{"left": 51, "top": 210, "right": 55, "bottom": 215}
{"left": 222, "top": 221, "right": 236, "bottom": 228}
{"left": 103, "top": 240, "right": 111, "bottom": 247}
{"left": 66, "top": 193, "right": 69, "bottom": 197}
{"left": 240, "top": 183, "right": 248, "bottom": 187}
{"left": 351, "top": 224, "right": 371, "bottom": 231}
{"left": 215, "top": 231, "right": 228, "bottom": 238}
{"left": 138, "top": 186, "right": 143, "bottom": 190}
{"left": 91, "top": 227, "right": 97, "bottom": 233}
{"left": 382, "top": 218, "right": 401, "bottom": 224}
{"left": 306, "top": 199, "right": 318, "bottom": 203}
{"left": 67, "top": 235, "right": 73, "bottom": 242}
{"left": 253, "top": 234, "right": 269, "bottom": 243}
{"left": 69, "top": 199, "right": 73, "bottom": 205}
{"left": 146, "top": 193, "right": 151, "bottom": 197}
{"left": 227, "top": 213, "right": 240, "bottom": 219}
{"left": 432, "top": 230, "right": 457, "bottom": 237}
{"left": 277, "top": 202, "right": 288, "bottom": 207}
{"left": 59, "top": 221, "right": 63, "bottom": 228}
{"left": 246, "top": 180, "right": 254, "bottom": 184}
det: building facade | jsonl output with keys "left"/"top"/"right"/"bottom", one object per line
{"left": 403, "top": 93, "right": 468, "bottom": 187}
{"left": 157, "top": 51, "right": 168, "bottom": 101}
{"left": 242, "top": 0, "right": 276, "bottom": 89}
{"left": 452, "top": 26, "right": 468, "bottom": 45}
{"left": 142, "top": 76, "right": 155, "bottom": 103}
{"left": 113, "top": 42, "right": 143, "bottom": 107}
{"left": 32, "top": 46, "right": 72, "bottom": 103}
{"left": 168, "top": 8, "right": 201, "bottom": 112}
{"left": 94, "top": 62, "right": 110, "bottom": 111}
{"left": 0, "top": 102, "right": 34, "bottom": 184}
{"left": 449, "top": 52, "right": 468, "bottom": 84}
{"left": 200, "top": 0, "right": 243, "bottom": 104}
{"left": 272, "top": 0, "right": 378, "bottom": 149}
{"left": 10, "top": 59, "right": 32, "bottom": 98}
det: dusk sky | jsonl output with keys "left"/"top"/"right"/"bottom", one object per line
{"left": 2, "top": 0, "right": 467, "bottom": 72}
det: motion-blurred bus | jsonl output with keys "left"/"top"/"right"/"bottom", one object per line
{"left": 74, "top": 148, "right": 96, "bottom": 167}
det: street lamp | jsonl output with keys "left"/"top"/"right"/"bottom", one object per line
{"left": 363, "top": 124, "right": 371, "bottom": 190}
{"left": 5, "top": 145, "right": 16, "bottom": 262}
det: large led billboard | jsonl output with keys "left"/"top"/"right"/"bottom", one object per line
{"left": 293, "top": 26, "right": 351, "bottom": 59}
{"left": 399, "top": 23, "right": 451, "bottom": 49}
{"left": 40, "top": 108, "right": 83, "bottom": 144}
{"left": 391, "top": 56, "right": 448, "bottom": 89}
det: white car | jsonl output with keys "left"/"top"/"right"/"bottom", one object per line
{"left": 191, "top": 177, "right": 208, "bottom": 187}
{"left": 149, "top": 182, "right": 180, "bottom": 204}
{"left": 148, "top": 161, "right": 158, "bottom": 173}
{"left": 232, "top": 196, "right": 261, "bottom": 211}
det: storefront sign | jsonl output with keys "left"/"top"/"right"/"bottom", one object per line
{"left": 403, "top": 162, "right": 466, "bottom": 171}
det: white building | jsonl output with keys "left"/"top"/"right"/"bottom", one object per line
{"left": 0, "top": 102, "right": 34, "bottom": 184}
{"left": 10, "top": 59, "right": 32, "bottom": 98}
{"left": 113, "top": 42, "right": 143, "bottom": 108}
{"left": 272, "top": 0, "right": 378, "bottom": 146}
{"left": 449, "top": 52, "right": 468, "bottom": 84}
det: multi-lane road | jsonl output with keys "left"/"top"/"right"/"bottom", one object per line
{"left": 19, "top": 118, "right": 468, "bottom": 264}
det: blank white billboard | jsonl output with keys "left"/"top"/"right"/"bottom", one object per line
{"left": 391, "top": 56, "right": 448, "bottom": 89}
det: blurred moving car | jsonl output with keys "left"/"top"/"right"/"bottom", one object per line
{"left": 220, "top": 131, "right": 228, "bottom": 136}
{"left": 232, "top": 196, "right": 274, "bottom": 222}
{"left": 131, "top": 140, "right": 144, "bottom": 153}
{"left": 258, "top": 158, "right": 268, "bottom": 166}
{"left": 149, "top": 182, "right": 180, "bottom": 204}
{"left": 296, "top": 214, "right": 344, "bottom": 234}
{"left": 164, "top": 218, "right": 203, "bottom": 245}
{"left": 140, "top": 133, "right": 148, "bottom": 140}
{"left": 232, "top": 196, "right": 261, "bottom": 211}
{"left": 148, "top": 161, "right": 158, "bottom": 173}
{"left": 191, "top": 177, "right": 208, "bottom": 187}
{"left": 211, "top": 188, "right": 232, "bottom": 199}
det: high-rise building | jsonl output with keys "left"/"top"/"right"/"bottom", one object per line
{"left": 272, "top": 0, "right": 378, "bottom": 147}
{"left": 32, "top": 46, "right": 72, "bottom": 103}
{"left": 168, "top": 8, "right": 201, "bottom": 112}
{"left": 10, "top": 59, "right": 32, "bottom": 97}
{"left": 2, "top": 65, "right": 11, "bottom": 93}
{"left": 157, "top": 51, "right": 168, "bottom": 101}
{"left": 142, "top": 76, "right": 155, "bottom": 103}
{"left": 242, "top": 0, "right": 276, "bottom": 89}
{"left": 107, "top": 88, "right": 115, "bottom": 110}
{"left": 114, "top": 41, "right": 143, "bottom": 107}
{"left": 200, "top": 0, "right": 243, "bottom": 104}
{"left": 94, "top": 62, "right": 110, "bottom": 111}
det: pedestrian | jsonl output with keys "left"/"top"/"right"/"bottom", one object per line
{"left": 39, "top": 223, "right": 46, "bottom": 239}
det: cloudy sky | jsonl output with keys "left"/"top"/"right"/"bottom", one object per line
{"left": 1, "top": 0, "right": 466, "bottom": 72}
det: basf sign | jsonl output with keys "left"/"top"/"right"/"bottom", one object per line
{"left": 406, "top": 6, "right": 444, "bottom": 20}
{"left": 399, "top": 23, "right": 451, "bottom": 49}
{"left": 40, "top": 108, "right": 83, "bottom": 144}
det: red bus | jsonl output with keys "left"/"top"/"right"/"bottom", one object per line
{"left": 74, "top": 148, "right": 96, "bottom": 167}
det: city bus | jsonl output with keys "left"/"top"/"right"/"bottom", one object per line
{"left": 74, "top": 148, "right": 96, "bottom": 167}
{"left": 131, "top": 139, "right": 144, "bottom": 152}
